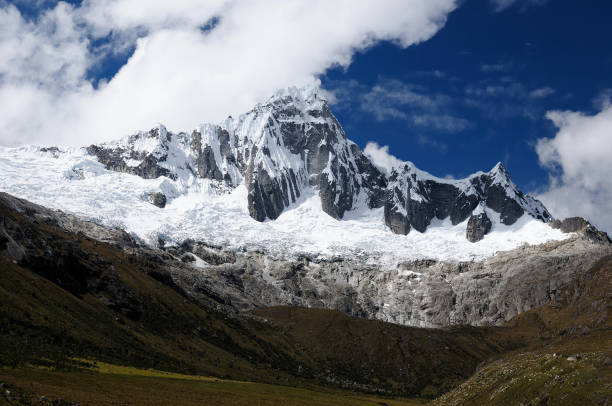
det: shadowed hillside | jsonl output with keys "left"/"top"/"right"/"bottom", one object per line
{"left": 430, "top": 256, "right": 612, "bottom": 405}
{"left": 0, "top": 192, "right": 610, "bottom": 405}
{"left": 0, "top": 193, "right": 518, "bottom": 403}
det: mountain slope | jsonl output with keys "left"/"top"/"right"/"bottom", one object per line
{"left": 84, "top": 86, "right": 549, "bottom": 237}
{"left": 0, "top": 87, "right": 568, "bottom": 262}
{"left": 0, "top": 191, "right": 609, "bottom": 403}
{"left": 85, "top": 87, "right": 387, "bottom": 222}
{"left": 431, "top": 255, "right": 612, "bottom": 406}
{"left": 0, "top": 192, "right": 525, "bottom": 398}
{"left": 2, "top": 191, "right": 607, "bottom": 330}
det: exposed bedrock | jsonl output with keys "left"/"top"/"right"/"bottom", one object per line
{"left": 166, "top": 233, "right": 612, "bottom": 328}
{"left": 83, "top": 88, "right": 552, "bottom": 242}
{"left": 384, "top": 163, "right": 551, "bottom": 238}
{"left": 147, "top": 192, "right": 167, "bottom": 208}
{"left": 550, "top": 216, "right": 611, "bottom": 243}
{"left": 466, "top": 212, "right": 492, "bottom": 242}
{"left": 1, "top": 191, "right": 610, "bottom": 329}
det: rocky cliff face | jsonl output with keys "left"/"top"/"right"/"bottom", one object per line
{"left": 384, "top": 162, "right": 551, "bottom": 241}
{"left": 86, "top": 87, "right": 387, "bottom": 223}
{"left": 84, "top": 86, "right": 549, "bottom": 242}
{"left": 165, "top": 234, "right": 611, "bottom": 328}
{"left": 466, "top": 212, "right": 492, "bottom": 243}
{"left": 2, "top": 191, "right": 609, "bottom": 329}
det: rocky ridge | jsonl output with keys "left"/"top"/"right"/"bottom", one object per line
{"left": 167, "top": 234, "right": 612, "bottom": 328}
{"left": 2, "top": 192, "right": 609, "bottom": 329}
{"left": 84, "top": 86, "right": 550, "bottom": 242}
{"left": 384, "top": 161, "right": 551, "bottom": 236}
{"left": 87, "top": 87, "right": 386, "bottom": 224}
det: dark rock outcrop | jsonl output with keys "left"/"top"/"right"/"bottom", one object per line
{"left": 147, "top": 192, "right": 167, "bottom": 208}
{"left": 246, "top": 162, "right": 302, "bottom": 221}
{"left": 466, "top": 212, "right": 493, "bottom": 242}
{"left": 551, "top": 217, "right": 592, "bottom": 233}
{"left": 384, "top": 206, "right": 411, "bottom": 235}
{"left": 551, "top": 217, "right": 611, "bottom": 243}
{"left": 83, "top": 87, "right": 551, "bottom": 240}
{"left": 87, "top": 128, "right": 175, "bottom": 180}
{"left": 191, "top": 129, "right": 224, "bottom": 181}
{"left": 385, "top": 162, "right": 551, "bottom": 236}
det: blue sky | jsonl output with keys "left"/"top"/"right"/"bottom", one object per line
{"left": 321, "top": 0, "right": 612, "bottom": 191}
{"left": 2, "top": 0, "right": 612, "bottom": 230}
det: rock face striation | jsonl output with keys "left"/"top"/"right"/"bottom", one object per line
{"left": 384, "top": 162, "right": 551, "bottom": 241}
{"left": 84, "top": 86, "right": 550, "bottom": 242}
{"left": 466, "top": 212, "right": 492, "bottom": 243}
{"left": 86, "top": 87, "right": 386, "bottom": 223}
{"left": 160, "top": 232, "right": 611, "bottom": 328}
{"left": 2, "top": 191, "right": 609, "bottom": 329}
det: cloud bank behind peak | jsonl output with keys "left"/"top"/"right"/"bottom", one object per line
{"left": 536, "top": 104, "right": 612, "bottom": 232}
{"left": 0, "top": 0, "right": 458, "bottom": 146}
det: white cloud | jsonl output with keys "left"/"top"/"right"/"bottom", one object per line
{"left": 0, "top": 0, "right": 458, "bottom": 146}
{"left": 0, "top": 3, "right": 89, "bottom": 89}
{"left": 412, "top": 113, "right": 471, "bottom": 132}
{"left": 529, "top": 87, "right": 555, "bottom": 99}
{"left": 490, "top": 0, "right": 549, "bottom": 12}
{"left": 363, "top": 142, "right": 404, "bottom": 176}
{"left": 536, "top": 105, "right": 612, "bottom": 232}
{"left": 359, "top": 78, "right": 471, "bottom": 133}
{"left": 81, "top": 0, "right": 228, "bottom": 34}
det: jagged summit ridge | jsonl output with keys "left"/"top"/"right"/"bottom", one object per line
{"left": 84, "top": 85, "right": 551, "bottom": 242}
{"left": 384, "top": 160, "right": 551, "bottom": 237}
{"left": 88, "top": 85, "right": 386, "bottom": 222}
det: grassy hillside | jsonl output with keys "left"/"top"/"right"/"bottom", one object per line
{"left": 252, "top": 307, "right": 524, "bottom": 397}
{"left": 0, "top": 197, "right": 323, "bottom": 390}
{"left": 1, "top": 193, "right": 610, "bottom": 405}
{"left": 430, "top": 256, "right": 612, "bottom": 405}
{"left": 0, "top": 363, "right": 424, "bottom": 406}
{"left": 0, "top": 193, "right": 515, "bottom": 403}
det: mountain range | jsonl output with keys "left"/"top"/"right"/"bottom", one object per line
{"left": 0, "top": 86, "right": 611, "bottom": 405}
{"left": 85, "top": 86, "right": 551, "bottom": 241}
{"left": 0, "top": 86, "right": 567, "bottom": 270}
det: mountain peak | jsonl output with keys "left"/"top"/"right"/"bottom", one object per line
{"left": 488, "top": 161, "right": 510, "bottom": 179}
{"left": 76, "top": 86, "right": 555, "bottom": 243}
{"left": 490, "top": 161, "right": 506, "bottom": 173}
{"left": 266, "top": 84, "right": 328, "bottom": 110}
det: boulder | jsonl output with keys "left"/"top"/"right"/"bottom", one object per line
{"left": 466, "top": 212, "right": 492, "bottom": 242}
{"left": 147, "top": 192, "right": 167, "bottom": 208}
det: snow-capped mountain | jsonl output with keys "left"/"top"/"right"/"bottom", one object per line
{"left": 0, "top": 86, "right": 566, "bottom": 262}
{"left": 85, "top": 86, "right": 549, "bottom": 236}
{"left": 384, "top": 161, "right": 551, "bottom": 241}
{"left": 86, "top": 86, "right": 386, "bottom": 222}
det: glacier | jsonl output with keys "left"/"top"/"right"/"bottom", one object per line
{"left": 0, "top": 86, "right": 569, "bottom": 264}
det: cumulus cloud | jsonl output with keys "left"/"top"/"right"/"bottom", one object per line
{"left": 0, "top": 0, "right": 458, "bottom": 146}
{"left": 363, "top": 142, "right": 405, "bottom": 176}
{"left": 536, "top": 105, "right": 612, "bottom": 232}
